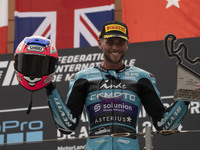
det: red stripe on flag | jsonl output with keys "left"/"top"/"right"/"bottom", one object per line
{"left": 80, "top": 15, "right": 99, "bottom": 42}
{"left": 0, "top": 26, "right": 8, "bottom": 53}
{"left": 42, "top": 24, "right": 51, "bottom": 37}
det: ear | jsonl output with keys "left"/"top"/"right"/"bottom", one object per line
{"left": 98, "top": 39, "right": 103, "bottom": 50}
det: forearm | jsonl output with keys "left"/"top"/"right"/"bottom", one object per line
{"left": 196, "top": 83, "right": 200, "bottom": 90}
{"left": 47, "top": 87, "right": 78, "bottom": 134}
{"left": 154, "top": 101, "right": 188, "bottom": 131}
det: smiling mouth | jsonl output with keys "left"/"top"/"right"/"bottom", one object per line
{"left": 112, "top": 52, "right": 120, "bottom": 55}
{"left": 110, "top": 51, "right": 121, "bottom": 56}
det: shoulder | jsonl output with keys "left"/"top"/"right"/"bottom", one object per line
{"left": 77, "top": 67, "right": 99, "bottom": 76}
{"left": 127, "top": 66, "right": 155, "bottom": 80}
{"left": 72, "top": 67, "right": 100, "bottom": 81}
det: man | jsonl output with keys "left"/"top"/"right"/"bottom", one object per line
{"left": 46, "top": 20, "right": 189, "bottom": 150}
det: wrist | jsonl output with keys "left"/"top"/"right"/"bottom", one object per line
{"left": 45, "top": 82, "right": 56, "bottom": 95}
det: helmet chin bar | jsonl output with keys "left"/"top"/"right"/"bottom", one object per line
{"left": 23, "top": 76, "right": 42, "bottom": 87}
{"left": 16, "top": 72, "right": 51, "bottom": 91}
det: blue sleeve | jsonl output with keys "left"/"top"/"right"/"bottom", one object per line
{"left": 155, "top": 100, "right": 188, "bottom": 130}
{"left": 47, "top": 88, "right": 78, "bottom": 134}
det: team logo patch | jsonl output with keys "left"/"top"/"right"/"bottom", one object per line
{"left": 27, "top": 45, "right": 44, "bottom": 52}
{"left": 105, "top": 24, "right": 126, "bottom": 34}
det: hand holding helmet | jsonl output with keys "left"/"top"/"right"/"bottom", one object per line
{"left": 196, "top": 83, "right": 200, "bottom": 90}
{"left": 14, "top": 36, "right": 58, "bottom": 91}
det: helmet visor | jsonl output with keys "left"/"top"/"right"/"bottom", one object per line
{"left": 14, "top": 53, "right": 58, "bottom": 77}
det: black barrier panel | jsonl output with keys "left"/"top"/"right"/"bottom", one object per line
{"left": 0, "top": 38, "right": 199, "bottom": 150}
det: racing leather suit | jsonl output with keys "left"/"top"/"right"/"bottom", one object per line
{"left": 46, "top": 65, "right": 188, "bottom": 150}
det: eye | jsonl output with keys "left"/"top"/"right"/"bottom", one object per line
{"left": 106, "top": 40, "right": 114, "bottom": 46}
{"left": 119, "top": 40, "right": 126, "bottom": 45}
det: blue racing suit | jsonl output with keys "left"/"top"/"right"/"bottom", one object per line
{"left": 46, "top": 65, "right": 189, "bottom": 150}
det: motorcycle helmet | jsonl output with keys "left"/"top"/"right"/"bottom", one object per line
{"left": 14, "top": 36, "right": 58, "bottom": 91}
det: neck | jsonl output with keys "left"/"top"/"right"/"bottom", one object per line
{"left": 101, "top": 61, "right": 124, "bottom": 70}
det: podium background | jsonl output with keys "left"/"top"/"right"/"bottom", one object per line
{"left": 0, "top": 38, "right": 200, "bottom": 150}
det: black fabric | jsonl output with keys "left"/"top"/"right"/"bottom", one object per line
{"left": 67, "top": 79, "right": 89, "bottom": 120}
{"left": 138, "top": 78, "right": 165, "bottom": 122}
{"left": 45, "top": 82, "right": 56, "bottom": 95}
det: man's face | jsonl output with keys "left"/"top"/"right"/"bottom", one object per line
{"left": 99, "top": 38, "right": 128, "bottom": 65}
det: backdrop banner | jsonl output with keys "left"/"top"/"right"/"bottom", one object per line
{"left": 123, "top": 0, "right": 200, "bottom": 44}
{"left": 0, "top": 38, "right": 199, "bottom": 149}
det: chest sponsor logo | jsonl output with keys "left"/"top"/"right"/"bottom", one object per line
{"left": 90, "top": 92, "right": 136, "bottom": 102}
{"left": 99, "top": 80, "right": 126, "bottom": 89}
{"left": 88, "top": 101, "right": 138, "bottom": 118}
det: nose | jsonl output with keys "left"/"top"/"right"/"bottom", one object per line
{"left": 111, "top": 43, "right": 119, "bottom": 50}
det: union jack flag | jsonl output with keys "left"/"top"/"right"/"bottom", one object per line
{"left": 14, "top": 0, "right": 114, "bottom": 52}
{"left": 14, "top": 11, "right": 56, "bottom": 50}
{"left": 74, "top": 4, "right": 114, "bottom": 48}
